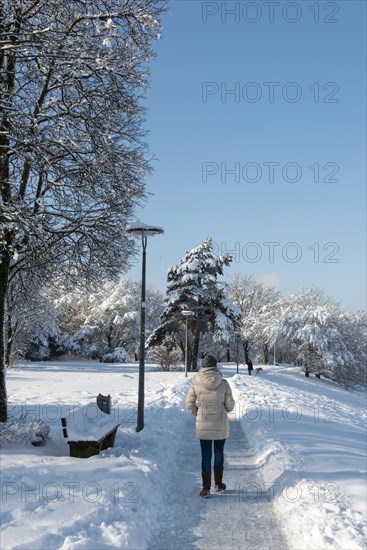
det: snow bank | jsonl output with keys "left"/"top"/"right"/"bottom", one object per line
{"left": 230, "top": 364, "right": 366, "bottom": 550}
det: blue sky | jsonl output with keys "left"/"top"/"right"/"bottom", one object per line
{"left": 127, "top": 0, "right": 366, "bottom": 312}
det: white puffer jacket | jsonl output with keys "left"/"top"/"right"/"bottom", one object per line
{"left": 186, "top": 366, "right": 235, "bottom": 440}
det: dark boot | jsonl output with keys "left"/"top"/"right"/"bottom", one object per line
{"left": 200, "top": 471, "right": 211, "bottom": 497}
{"left": 214, "top": 467, "right": 226, "bottom": 492}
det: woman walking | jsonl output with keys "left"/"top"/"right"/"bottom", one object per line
{"left": 186, "top": 354, "right": 235, "bottom": 497}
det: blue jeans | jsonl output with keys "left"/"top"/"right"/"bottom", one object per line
{"left": 200, "top": 439, "right": 226, "bottom": 473}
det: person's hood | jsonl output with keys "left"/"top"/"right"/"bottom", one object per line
{"left": 196, "top": 366, "right": 223, "bottom": 390}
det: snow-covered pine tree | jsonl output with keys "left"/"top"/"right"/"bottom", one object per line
{"left": 147, "top": 238, "right": 242, "bottom": 370}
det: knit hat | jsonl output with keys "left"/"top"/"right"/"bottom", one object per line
{"left": 202, "top": 354, "right": 217, "bottom": 368}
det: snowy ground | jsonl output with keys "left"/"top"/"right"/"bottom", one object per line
{"left": 1, "top": 361, "right": 366, "bottom": 550}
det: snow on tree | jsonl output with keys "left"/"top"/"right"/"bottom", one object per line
{"left": 6, "top": 276, "right": 61, "bottom": 364}
{"left": 51, "top": 278, "right": 164, "bottom": 361}
{"left": 279, "top": 288, "right": 366, "bottom": 387}
{"left": 228, "top": 273, "right": 282, "bottom": 364}
{"left": 147, "top": 238, "right": 242, "bottom": 370}
{"left": 0, "top": 0, "right": 166, "bottom": 420}
{"left": 336, "top": 310, "right": 367, "bottom": 387}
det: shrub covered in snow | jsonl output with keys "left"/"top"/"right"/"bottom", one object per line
{"left": 0, "top": 415, "right": 50, "bottom": 446}
{"left": 152, "top": 345, "right": 181, "bottom": 371}
{"left": 102, "top": 347, "right": 131, "bottom": 363}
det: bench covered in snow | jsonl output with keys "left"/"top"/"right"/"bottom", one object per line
{"left": 61, "top": 403, "right": 120, "bottom": 458}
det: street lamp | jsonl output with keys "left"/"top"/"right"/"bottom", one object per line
{"left": 126, "top": 222, "right": 164, "bottom": 432}
{"left": 181, "top": 310, "right": 194, "bottom": 377}
{"left": 269, "top": 326, "right": 276, "bottom": 366}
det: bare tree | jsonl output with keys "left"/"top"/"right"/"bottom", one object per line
{"left": 280, "top": 289, "right": 367, "bottom": 386}
{"left": 0, "top": 0, "right": 166, "bottom": 420}
{"left": 5, "top": 270, "right": 63, "bottom": 364}
{"left": 228, "top": 273, "right": 281, "bottom": 364}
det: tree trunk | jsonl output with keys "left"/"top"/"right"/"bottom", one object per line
{"left": 263, "top": 343, "right": 269, "bottom": 365}
{"left": 107, "top": 324, "right": 113, "bottom": 350}
{"left": 243, "top": 339, "right": 250, "bottom": 364}
{"left": 0, "top": 252, "right": 10, "bottom": 422}
{"left": 191, "top": 329, "right": 201, "bottom": 371}
{"left": 187, "top": 347, "right": 193, "bottom": 372}
{"left": 6, "top": 310, "right": 12, "bottom": 368}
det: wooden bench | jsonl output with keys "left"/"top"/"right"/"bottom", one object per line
{"left": 61, "top": 403, "right": 120, "bottom": 459}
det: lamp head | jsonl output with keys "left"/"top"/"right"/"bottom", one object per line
{"left": 126, "top": 222, "right": 164, "bottom": 237}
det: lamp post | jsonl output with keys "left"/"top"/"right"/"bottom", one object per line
{"left": 126, "top": 222, "right": 164, "bottom": 432}
{"left": 181, "top": 310, "right": 194, "bottom": 377}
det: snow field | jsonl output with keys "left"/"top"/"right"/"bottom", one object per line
{"left": 230, "top": 366, "right": 366, "bottom": 549}
{"left": 0, "top": 361, "right": 366, "bottom": 549}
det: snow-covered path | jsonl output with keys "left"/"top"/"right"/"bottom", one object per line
{"left": 148, "top": 416, "right": 287, "bottom": 550}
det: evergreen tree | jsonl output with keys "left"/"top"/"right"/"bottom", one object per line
{"left": 148, "top": 238, "right": 242, "bottom": 370}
